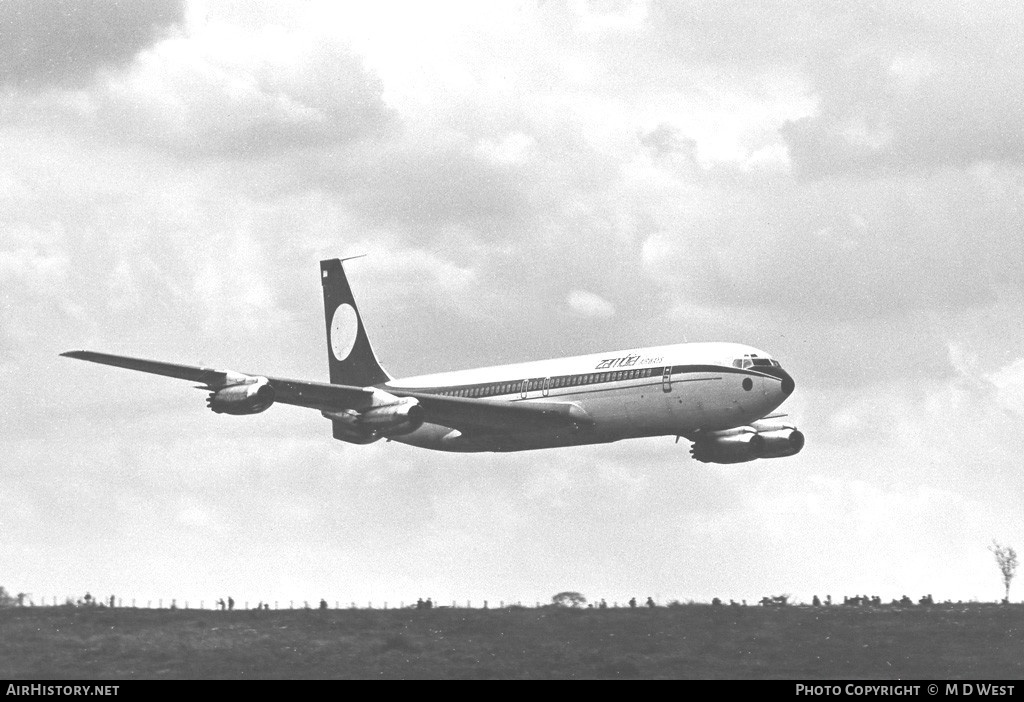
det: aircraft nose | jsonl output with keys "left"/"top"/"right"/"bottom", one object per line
{"left": 779, "top": 369, "right": 795, "bottom": 396}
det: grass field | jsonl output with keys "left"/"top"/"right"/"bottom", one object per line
{"left": 1, "top": 604, "right": 1022, "bottom": 679}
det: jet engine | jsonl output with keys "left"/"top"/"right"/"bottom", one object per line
{"left": 690, "top": 428, "right": 759, "bottom": 464}
{"left": 750, "top": 427, "right": 805, "bottom": 459}
{"left": 207, "top": 376, "right": 276, "bottom": 415}
{"left": 690, "top": 420, "right": 804, "bottom": 464}
{"left": 322, "top": 396, "right": 425, "bottom": 439}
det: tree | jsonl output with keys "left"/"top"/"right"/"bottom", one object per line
{"left": 989, "top": 540, "right": 1018, "bottom": 603}
{"left": 551, "top": 591, "right": 587, "bottom": 608}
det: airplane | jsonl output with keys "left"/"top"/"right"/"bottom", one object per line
{"left": 61, "top": 258, "right": 803, "bottom": 463}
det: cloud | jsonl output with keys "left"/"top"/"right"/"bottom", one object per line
{"left": 566, "top": 290, "right": 616, "bottom": 318}
{"left": 599, "top": 2, "right": 1024, "bottom": 174}
{"left": 988, "top": 357, "right": 1024, "bottom": 415}
{"left": 775, "top": 3, "right": 1024, "bottom": 174}
{"left": 0, "top": 0, "right": 186, "bottom": 89}
{"left": 4, "top": 2, "right": 1024, "bottom": 606}
{"left": 95, "top": 27, "right": 394, "bottom": 158}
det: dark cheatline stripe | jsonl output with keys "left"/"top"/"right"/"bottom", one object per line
{"left": 385, "top": 364, "right": 788, "bottom": 399}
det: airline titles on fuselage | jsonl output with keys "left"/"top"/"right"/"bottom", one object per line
{"left": 594, "top": 353, "right": 663, "bottom": 370}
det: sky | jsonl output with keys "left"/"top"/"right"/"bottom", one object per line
{"left": 2, "top": 0, "right": 1023, "bottom": 609}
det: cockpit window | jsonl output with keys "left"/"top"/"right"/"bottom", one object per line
{"left": 733, "top": 355, "right": 781, "bottom": 369}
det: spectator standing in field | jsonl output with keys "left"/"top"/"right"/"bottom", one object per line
{"left": 629, "top": 597, "right": 637, "bottom": 608}
{"left": 228, "top": 597, "right": 235, "bottom": 611}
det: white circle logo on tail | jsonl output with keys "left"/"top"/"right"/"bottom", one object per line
{"left": 330, "top": 304, "right": 359, "bottom": 361}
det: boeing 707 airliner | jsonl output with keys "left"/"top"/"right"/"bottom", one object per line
{"left": 62, "top": 258, "right": 803, "bottom": 463}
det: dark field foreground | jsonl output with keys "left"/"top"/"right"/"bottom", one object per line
{"left": 1, "top": 605, "right": 1022, "bottom": 679}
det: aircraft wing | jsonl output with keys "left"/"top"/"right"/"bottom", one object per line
{"left": 60, "top": 350, "right": 375, "bottom": 410}
{"left": 60, "top": 351, "right": 592, "bottom": 433}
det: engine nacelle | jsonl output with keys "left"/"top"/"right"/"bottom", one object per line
{"left": 207, "top": 377, "right": 276, "bottom": 415}
{"left": 691, "top": 422, "right": 805, "bottom": 464}
{"left": 322, "top": 397, "right": 425, "bottom": 438}
{"left": 359, "top": 398, "right": 425, "bottom": 436}
{"left": 690, "top": 431, "right": 758, "bottom": 464}
{"left": 750, "top": 428, "right": 805, "bottom": 459}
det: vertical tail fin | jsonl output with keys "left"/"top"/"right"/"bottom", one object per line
{"left": 320, "top": 258, "right": 391, "bottom": 387}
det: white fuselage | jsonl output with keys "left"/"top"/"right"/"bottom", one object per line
{"left": 382, "top": 342, "right": 794, "bottom": 452}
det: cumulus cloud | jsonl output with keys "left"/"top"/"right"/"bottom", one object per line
{"left": 94, "top": 27, "right": 394, "bottom": 157}
{"left": 0, "top": 0, "right": 186, "bottom": 88}
{"left": 4, "top": 2, "right": 1024, "bottom": 605}
{"left": 566, "top": 290, "right": 616, "bottom": 318}
{"left": 988, "top": 357, "right": 1024, "bottom": 415}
